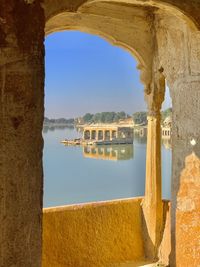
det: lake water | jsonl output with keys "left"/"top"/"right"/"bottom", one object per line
{"left": 43, "top": 127, "right": 172, "bottom": 208}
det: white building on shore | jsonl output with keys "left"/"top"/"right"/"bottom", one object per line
{"left": 162, "top": 116, "right": 172, "bottom": 138}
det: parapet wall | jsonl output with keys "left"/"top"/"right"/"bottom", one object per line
{"left": 43, "top": 198, "right": 145, "bottom": 267}
{"left": 42, "top": 198, "right": 171, "bottom": 267}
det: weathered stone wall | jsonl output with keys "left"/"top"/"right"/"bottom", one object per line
{"left": 176, "top": 153, "right": 200, "bottom": 267}
{"left": 43, "top": 198, "right": 145, "bottom": 267}
{"left": 155, "top": 11, "right": 200, "bottom": 267}
{"left": 0, "top": 1, "right": 45, "bottom": 266}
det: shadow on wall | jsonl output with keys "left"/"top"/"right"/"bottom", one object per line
{"left": 141, "top": 201, "right": 171, "bottom": 266}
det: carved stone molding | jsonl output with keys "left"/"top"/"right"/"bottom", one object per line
{"left": 145, "top": 69, "right": 166, "bottom": 115}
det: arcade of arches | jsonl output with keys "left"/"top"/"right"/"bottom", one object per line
{"left": 0, "top": 1, "right": 200, "bottom": 267}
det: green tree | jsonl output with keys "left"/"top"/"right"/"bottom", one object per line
{"left": 83, "top": 113, "right": 94, "bottom": 123}
{"left": 82, "top": 111, "right": 130, "bottom": 124}
{"left": 132, "top": 112, "right": 147, "bottom": 125}
{"left": 161, "top": 108, "right": 172, "bottom": 121}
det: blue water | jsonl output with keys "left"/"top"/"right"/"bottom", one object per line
{"left": 43, "top": 127, "right": 171, "bottom": 207}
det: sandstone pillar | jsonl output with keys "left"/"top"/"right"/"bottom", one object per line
{"left": 143, "top": 110, "right": 163, "bottom": 258}
{"left": 142, "top": 69, "right": 165, "bottom": 259}
{"left": 110, "top": 130, "right": 112, "bottom": 140}
{"left": 97, "top": 130, "right": 100, "bottom": 140}
{"left": 96, "top": 130, "right": 98, "bottom": 141}
{"left": 103, "top": 130, "right": 106, "bottom": 141}
{"left": 116, "top": 129, "right": 119, "bottom": 139}
{"left": 0, "top": 2, "right": 45, "bottom": 267}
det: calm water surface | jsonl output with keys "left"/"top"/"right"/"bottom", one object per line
{"left": 43, "top": 127, "right": 171, "bottom": 208}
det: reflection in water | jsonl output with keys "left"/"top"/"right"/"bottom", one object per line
{"left": 43, "top": 127, "right": 172, "bottom": 206}
{"left": 134, "top": 131, "right": 172, "bottom": 150}
{"left": 83, "top": 144, "right": 134, "bottom": 161}
{"left": 43, "top": 125, "right": 74, "bottom": 133}
{"left": 162, "top": 138, "right": 172, "bottom": 150}
{"left": 134, "top": 133, "right": 147, "bottom": 144}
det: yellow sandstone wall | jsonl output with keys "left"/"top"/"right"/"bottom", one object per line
{"left": 176, "top": 154, "right": 200, "bottom": 267}
{"left": 42, "top": 198, "right": 145, "bottom": 267}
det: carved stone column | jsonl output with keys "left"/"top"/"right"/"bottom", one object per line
{"left": 83, "top": 130, "right": 86, "bottom": 139}
{"left": 116, "top": 129, "right": 119, "bottom": 139}
{"left": 110, "top": 130, "right": 112, "bottom": 140}
{"left": 103, "top": 130, "right": 106, "bottom": 141}
{"left": 96, "top": 130, "right": 98, "bottom": 140}
{"left": 142, "top": 69, "right": 165, "bottom": 259}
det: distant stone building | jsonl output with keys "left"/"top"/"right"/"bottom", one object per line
{"left": 134, "top": 125, "right": 147, "bottom": 137}
{"left": 83, "top": 124, "right": 134, "bottom": 144}
{"left": 118, "top": 117, "right": 135, "bottom": 126}
{"left": 162, "top": 116, "right": 172, "bottom": 138}
{"left": 75, "top": 117, "right": 84, "bottom": 125}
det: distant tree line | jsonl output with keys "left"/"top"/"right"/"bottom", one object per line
{"left": 44, "top": 117, "right": 75, "bottom": 125}
{"left": 44, "top": 108, "right": 172, "bottom": 126}
{"left": 162, "top": 108, "right": 172, "bottom": 121}
{"left": 132, "top": 108, "right": 172, "bottom": 125}
{"left": 132, "top": 112, "right": 147, "bottom": 125}
{"left": 82, "top": 111, "right": 131, "bottom": 124}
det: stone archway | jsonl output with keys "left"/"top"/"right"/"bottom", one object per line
{"left": 1, "top": 1, "right": 200, "bottom": 266}
{"left": 44, "top": 0, "right": 200, "bottom": 30}
{"left": 45, "top": 8, "right": 152, "bottom": 90}
{"left": 43, "top": 7, "right": 193, "bottom": 266}
{"left": 45, "top": 5, "right": 200, "bottom": 265}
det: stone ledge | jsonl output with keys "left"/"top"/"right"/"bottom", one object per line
{"left": 111, "top": 262, "right": 168, "bottom": 267}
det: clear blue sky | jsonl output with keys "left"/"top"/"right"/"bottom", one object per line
{"left": 45, "top": 31, "right": 171, "bottom": 118}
